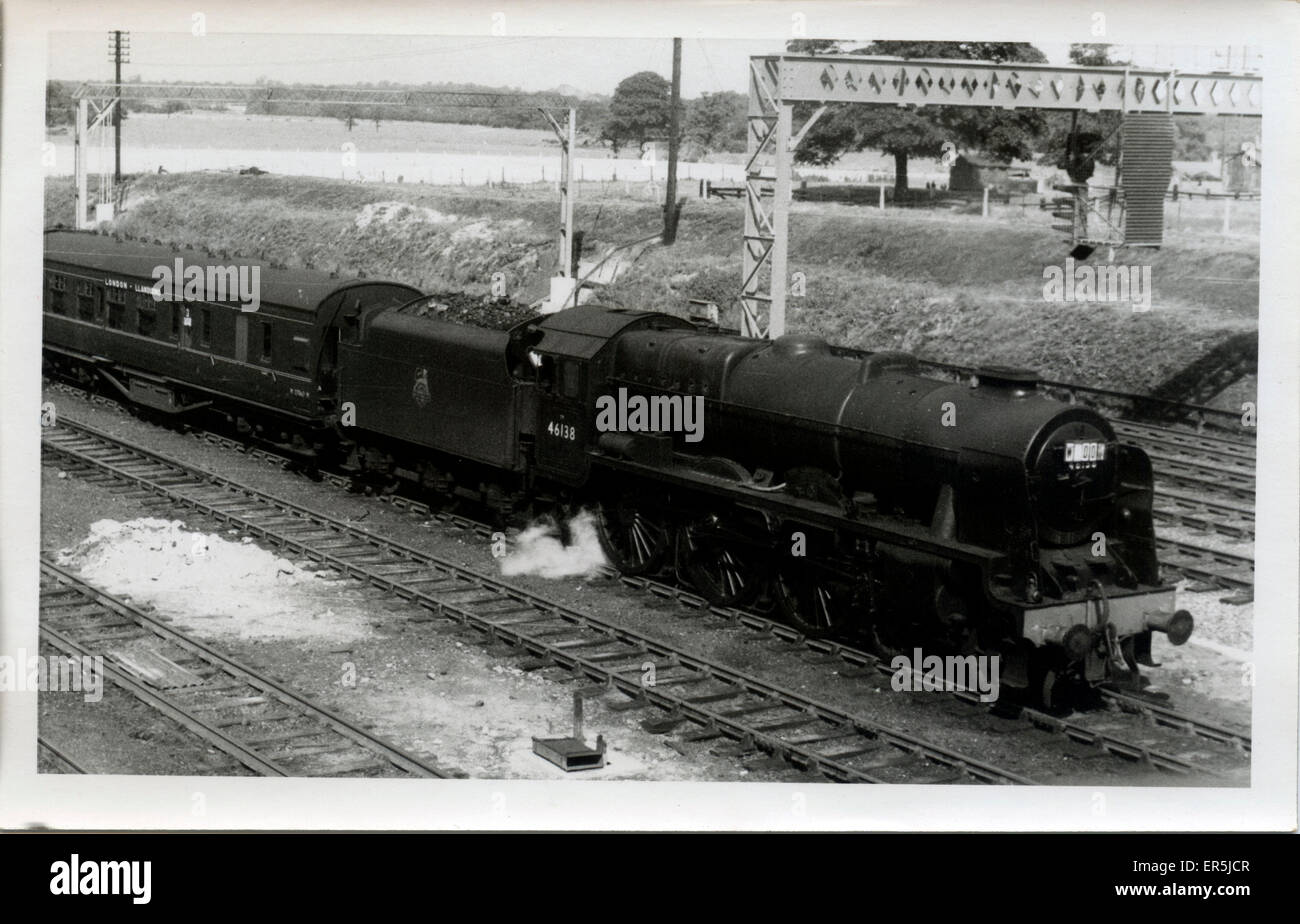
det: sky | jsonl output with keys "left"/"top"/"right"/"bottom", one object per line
{"left": 47, "top": 32, "right": 1262, "bottom": 99}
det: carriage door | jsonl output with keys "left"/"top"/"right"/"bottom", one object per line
{"left": 178, "top": 306, "right": 193, "bottom": 350}
{"left": 536, "top": 355, "right": 590, "bottom": 482}
{"left": 234, "top": 315, "right": 249, "bottom": 362}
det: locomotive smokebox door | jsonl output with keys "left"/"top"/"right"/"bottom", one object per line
{"left": 536, "top": 355, "right": 590, "bottom": 482}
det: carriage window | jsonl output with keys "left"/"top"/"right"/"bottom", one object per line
{"left": 47, "top": 274, "right": 67, "bottom": 315}
{"left": 137, "top": 305, "right": 157, "bottom": 337}
{"left": 170, "top": 306, "right": 182, "bottom": 341}
{"left": 106, "top": 287, "right": 126, "bottom": 330}
{"left": 290, "top": 334, "right": 311, "bottom": 373}
{"left": 260, "top": 322, "right": 273, "bottom": 363}
{"left": 76, "top": 281, "right": 97, "bottom": 321}
{"left": 197, "top": 307, "right": 212, "bottom": 348}
{"left": 135, "top": 294, "right": 156, "bottom": 337}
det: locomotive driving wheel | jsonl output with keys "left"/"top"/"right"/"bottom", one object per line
{"left": 595, "top": 490, "right": 671, "bottom": 576}
{"left": 676, "top": 516, "right": 765, "bottom": 607}
{"left": 1031, "top": 649, "right": 1075, "bottom": 715}
{"left": 773, "top": 561, "right": 859, "bottom": 639}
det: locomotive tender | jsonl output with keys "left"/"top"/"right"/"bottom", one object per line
{"left": 43, "top": 229, "right": 1192, "bottom": 706}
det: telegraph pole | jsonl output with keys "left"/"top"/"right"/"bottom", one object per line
{"left": 663, "top": 37, "right": 682, "bottom": 245}
{"left": 109, "top": 30, "right": 130, "bottom": 184}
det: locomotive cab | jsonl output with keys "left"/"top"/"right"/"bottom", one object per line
{"left": 512, "top": 306, "right": 695, "bottom": 486}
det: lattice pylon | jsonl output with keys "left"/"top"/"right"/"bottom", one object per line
{"left": 741, "top": 58, "right": 795, "bottom": 338}
{"left": 74, "top": 97, "right": 119, "bottom": 229}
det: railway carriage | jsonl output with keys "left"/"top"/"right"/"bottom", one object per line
{"left": 43, "top": 229, "right": 420, "bottom": 453}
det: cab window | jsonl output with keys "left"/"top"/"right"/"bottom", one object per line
{"left": 558, "top": 360, "right": 584, "bottom": 400}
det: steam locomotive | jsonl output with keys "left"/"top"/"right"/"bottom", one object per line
{"left": 43, "top": 229, "right": 1193, "bottom": 708}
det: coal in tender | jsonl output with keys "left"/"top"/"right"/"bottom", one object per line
{"left": 420, "top": 292, "right": 539, "bottom": 331}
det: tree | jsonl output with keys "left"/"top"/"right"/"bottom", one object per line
{"left": 1173, "top": 117, "right": 1212, "bottom": 161}
{"left": 684, "top": 91, "right": 747, "bottom": 155}
{"left": 325, "top": 104, "right": 358, "bottom": 132}
{"left": 1038, "top": 44, "right": 1130, "bottom": 180}
{"left": 600, "top": 71, "right": 680, "bottom": 156}
{"left": 576, "top": 98, "right": 611, "bottom": 146}
{"left": 786, "top": 39, "right": 843, "bottom": 55}
{"left": 792, "top": 40, "right": 1049, "bottom": 195}
{"left": 46, "top": 80, "right": 75, "bottom": 126}
{"left": 1068, "top": 43, "right": 1121, "bottom": 67}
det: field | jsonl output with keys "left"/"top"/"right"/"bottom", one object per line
{"left": 46, "top": 111, "right": 949, "bottom": 186}
{"left": 44, "top": 160, "right": 1259, "bottom": 399}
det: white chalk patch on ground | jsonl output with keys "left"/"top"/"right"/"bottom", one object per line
{"left": 354, "top": 201, "right": 460, "bottom": 230}
{"left": 500, "top": 511, "right": 608, "bottom": 580}
{"left": 56, "top": 518, "right": 369, "bottom": 643}
{"left": 1128, "top": 581, "right": 1254, "bottom": 710}
{"left": 355, "top": 661, "right": 677, "bottom": 780}
{"left": 449, "top": 217, "right": 529, "bottom": 244}
{"left": 1175, "top": 580, "right": 1253, "bottom": 651}
{"left": 1148, "top": 632, "right": 1253, "bottom": 709}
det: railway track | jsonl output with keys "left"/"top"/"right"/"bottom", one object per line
{"left": 1153, "top": 537, "right": 1255, "bottom": 594}
{"left": 1112, "top": 421, "right": 1256, "bottom": 468}
{"left": 1149, "top": 459, "right": 1256, "bottom": 504}
{"left": 1097, "top": 689, "right": 1251, "bottom": 755}
{"left": 39, "top": 559, "right": 461, "bottom": 779}
{"left": 606, "top": 574, "right": 1250, "bottom": 777}
{"left": 38, "top": 736, "right": 88, "bottom": 773}
{"left": 1150, "top": 488, "right": 1255, "bottom": 540}
{"left": 1117, "top": 420, "right": 1258, "bottom": 522}
{"left": 309, "top": 475, "right": 1254, "bottom": 772}
{"left": 43, "top": 416, "right": 1042, "bottom": 784}
{"left": 43, "top": 415, "right": 1248, "bottom": 783}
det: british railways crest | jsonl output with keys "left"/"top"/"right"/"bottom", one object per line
{"left": 412, "top": 367, "right": 431, "bottom": 408}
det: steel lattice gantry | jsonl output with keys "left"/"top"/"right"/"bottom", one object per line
{"left": 740, "top": 54, "right": 1263, "bottom": 338}
{"left": 68, "top": 83, "right": 578, "bottom": 287}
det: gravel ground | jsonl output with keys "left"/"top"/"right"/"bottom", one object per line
{"left": 39, "top": 455, "right": 799, "bottom": 783}
{"left": 37, "top": 386, "right": 1252, "bottom": 785}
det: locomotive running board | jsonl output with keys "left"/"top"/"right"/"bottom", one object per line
{"left": 591, "top": 453, "right": 1004, "bottom": 567}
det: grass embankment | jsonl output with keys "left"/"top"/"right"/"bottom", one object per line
{"left": 46, "top": 172, "right": 658, "bottom": 305}
{"left": 606, "top": 200, "right": 1258, "bottom": 397}
{"left": 45, "top": 172, "right": 1258, "bottom": 398}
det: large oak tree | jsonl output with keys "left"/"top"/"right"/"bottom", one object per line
{"left": 792, "top": 40, "right": 1050, "bottom": 195}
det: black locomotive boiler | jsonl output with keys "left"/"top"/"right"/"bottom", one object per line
{"left": 42, "top": 229, "right": 1192, "bottom": 707}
